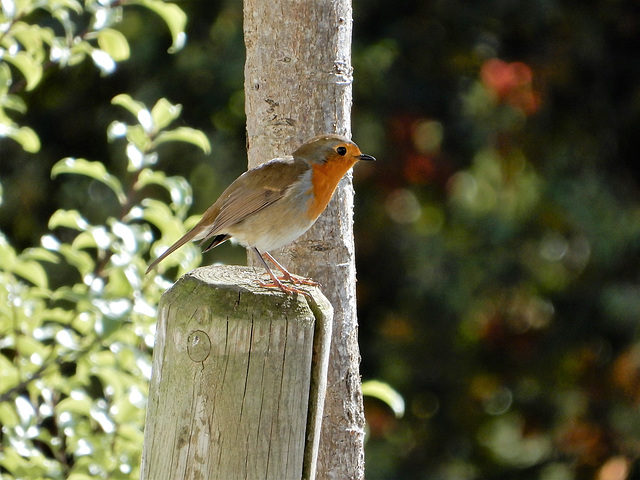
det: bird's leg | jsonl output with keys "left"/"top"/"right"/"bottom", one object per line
{"left": 252, "top": 248, "right": 311, "bottom": 297}
{"left": 262, "top": 252, "right": 319, "bottom": 286}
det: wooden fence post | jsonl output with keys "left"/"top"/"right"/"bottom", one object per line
{"left": 140, "top": 265, "right": 333, "bottom": 480}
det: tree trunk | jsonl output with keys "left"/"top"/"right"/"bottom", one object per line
{"left": 243, "top": 0, "right": 365, "bottom": 478}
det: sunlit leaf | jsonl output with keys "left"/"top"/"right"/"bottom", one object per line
{"left": 0, "top": 63, "right": 11, "bottom": 94}
{"left": 67, "top": 473, "right": 95, "bottom": 480}
{"left": 51, "top": 158, "right": 126, "bottom": 204}
{"left": 48, "top": 0, "right": 83, "bottom": 16}
{"left": 48, "top": 209, "right": 90, "bottom": 231}
{"left": 106, "top": 120, "right": 127, "bottom": 141}
{"left": 150, "top": 97, "right": 181, "bottom": 131}
{"left": 2, "top": 94, "right": 27, "bottom": 113}
{"left": 104, "top": 268, "right": 134, "bottom": 298}
{"left": 2, "top": 125, "right": 41, "bottom": 152}
{"left": 1, "top": 0, "right": 17, "bottom": 19}
{"left": 133, "top": 169, "right": 192, "bottom": 213}
{"left": 134, "top": 0, "right": 186, "bottom": 53}
{"left": 3, "top": 51, "right": 42, "bottom": 90}
{"left": 58, "top": 245, "right": 95, "bottom": 276}
{"left": 91, "top": 4, "right": 123, "bottom": 30}
{"left": 11, "top": 259, "right": 48, "bottom": 288}
{"left": 133, "top": 199, "right": 184, "bottom": 236}
{"left": 133, "top": 168, "right": 170, "bottom": 191}
{"left": 97, "top": 28, "right": 129, "bottom": 62}
{"left": 16, "top": 336, "right": 50, "bottom": 361}
{"left": 0, "top": 356, "right": 19, "bottom": 396}
{"left": 125, "top": 126, "right": 150, "bottom": 156}
{"left": 66, "top": 40, "right": 88, "bottom": 67}
{"left": 153, "top": 127, "right": 211, "bottom": 154}
{"left": 20, "top": 247, "right": 59, "bottom": 264}
{"left": 0, "top": 401, "right": 19, "bottom": 427}
{"left": 90, "top": 48, "right": 116, "bottom": 75}
{"left": 71, "top": 226, "right": 112, "bottom": 251}
{"left": 362, "top": 380, "right": 405, "bottom": 418}
{"left": 55, "top": 396, "right": 91, "bottom": 417}
{"left": 11, "top": 22, "right": 47, "bottom": 63}
{"left": 111, "top": 93, "right": 146, "bottom": 118}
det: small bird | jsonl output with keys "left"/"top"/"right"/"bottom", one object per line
{"left": 146, "top": 134, "right": 375, "bottom": 295}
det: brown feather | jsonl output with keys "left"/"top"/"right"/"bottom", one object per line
{"left": 145, "top": 225, "right": 205, "bottom": 274}
{"left": 196, "top": 156, "right": 308, "bottom": 245}
{"left": 146, "top": 156, "right": 307, "bottom": 272}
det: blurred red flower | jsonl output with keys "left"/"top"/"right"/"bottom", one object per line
{"left": 481, "top": 58, "right": 540, "bottom": 115}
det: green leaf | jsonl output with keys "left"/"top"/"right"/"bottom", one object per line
{"left": 11, "top": 22, "right": 47, "bottom": 63}
{"left": 71, "top": 227, "right": 113, "bottom": 251}
{"left": 90, "top": 48, "right": 116, "bottom": 75}
{"left": 150, "top": 98, "right": 181, "bottom": 131}
{"left": 21, "top": 247, "right": 59, "bottom": 264}
{"left": 56, "top": 396, "right": 92, "bottom": 417}
{"left": 0, "top": 63, "right": 11, "bottom": 95}
{"left": 16, "top": 126, "right": 40, "bottom": 152}
{"left": 97, "top": 28, "right": 130, "bottom": 62}
{"left": 362, "top": 380, "right": 405, "bottom": 418}
{"left": 51, "top": 158, "right": 126, "bottom": 204}
{"left": 134, "top": 0, "right": 186, "bottom": 53}
{"left": 134, "top": 169, "right": 192, "bottom": 213}
{"left": 68, "top": 473, "right": 95, "bottom": 480}
{"left": 47, "top": 0, "right": 83, "bottom": 16}
{"left": 1, "top": 0, "right": 17, "bottom": 19}
{"left": 133, "top": 199, "right": 183, "bottom": 235}
{"left": 0, "top": 402, "right": 19, "bottom": 427}
{"left": 2, "top": 94, "right": 27, "bottom": 113}
{"left": 11, "top": 259, "right": 48, "bottom": 288}
{"left": 0, "top": 356, "right": 19, "bottom": 396}
{"left": 1, "top": 125, "right": 41, "bottom": 153}
{"left": 48, "top": 209, "right": 90, "bottom": 231}
{"left": 58, "top": 245, "right": 95, "bottom": 276}
{"left": 4, "top": 51, "right": 42, "bottom": 91}
{"left": 133, "top": 168, "right": 170, "bottom": 191}
{"left": 125, "top": 124, "right": 150, "bottom": 152}
{"left": 111, "top": 94, "right": 147, "bottom": 118}
{"left": 153, "top": 127, "right": 211, "bottom": 154}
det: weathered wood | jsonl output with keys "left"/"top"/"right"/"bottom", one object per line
{"left": 140, "top": 265, "right": 333, "bottom": 480}
{"left": 243, "top": 0, "right": 366, "bottom": 478}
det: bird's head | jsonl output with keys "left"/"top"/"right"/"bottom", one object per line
{"left": 292, "top": 134, "right": 375, "bottom": 167}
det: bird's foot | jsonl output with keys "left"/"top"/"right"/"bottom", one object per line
{"left": 260, "top": 252, "right": 320, "bottom": 287}
{"left": 257, "top": 278, "right": 313, "bottom": 298}
{"left": 277, "top": 272, "right": 320, "bottom": 287}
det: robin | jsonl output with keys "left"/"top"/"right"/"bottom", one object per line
{"left": 146, "top": 134, "right": 375, "bottom": 295}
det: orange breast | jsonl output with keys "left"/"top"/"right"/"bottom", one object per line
{"left": 305, "top": 156, "right": 357, "bottom": 220}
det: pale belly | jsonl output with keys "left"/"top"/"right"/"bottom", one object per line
{"left": 223, "top": 190, "right": 316, "bottom": 252}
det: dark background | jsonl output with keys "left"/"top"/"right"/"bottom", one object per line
{"left": 2, "top": 1, "right": 640, "bottom": 478}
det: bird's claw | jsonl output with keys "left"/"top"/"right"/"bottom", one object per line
{"left": 279, "top": 273, "right": 319, "bottom": 287}
{"left": 257, "top": 279, "right": 313, "bottom": 298}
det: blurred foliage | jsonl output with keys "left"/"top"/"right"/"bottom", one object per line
{"left": 2, "top": 0, "right": 640, "bottom": 479}
{"left": 0, "top": 2, "right": 210, "bottom": 477}
{"left": 0, "top": 90, "right": 209, "bottom": 477}
{"left": 354, "top": 2, "right": 640, "bottom": 479}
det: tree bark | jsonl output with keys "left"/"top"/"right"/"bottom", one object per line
{"left": 243, "top": 0, "right": 365, "bottom": 479}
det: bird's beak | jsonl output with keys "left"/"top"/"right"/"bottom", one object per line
{"left": 357, "top": 153, "right": 376, "bottom": 161}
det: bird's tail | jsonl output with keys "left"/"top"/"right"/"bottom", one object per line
{"left": 145, "top": 227, "right": 203, "bottom": 274}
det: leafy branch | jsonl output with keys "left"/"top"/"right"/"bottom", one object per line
{"left": 0, "top": 0, "right": 186, "bottom": 152}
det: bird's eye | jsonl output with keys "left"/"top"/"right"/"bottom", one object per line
{"left": 336, "top": 146, "right": 347, "bottom": 156}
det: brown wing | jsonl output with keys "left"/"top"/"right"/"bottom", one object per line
{"left": 146, "top": 156, "right": 308, "bottom": 274}
{"left": 198, "top": 156, "right": 308, "bottom": 242}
